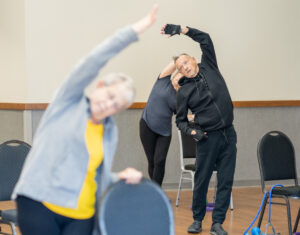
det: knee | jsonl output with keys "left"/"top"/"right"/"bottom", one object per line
{"left": 154, "top": 159, "right": 166, "bottom": 168}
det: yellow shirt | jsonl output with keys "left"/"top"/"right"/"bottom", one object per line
{"left": 43, "top": 120, "right": 104, "bottom": 219}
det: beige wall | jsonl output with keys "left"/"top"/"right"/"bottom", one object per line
{"left": 0, "top": 0, "right": 26, "bottom": 102}
{"left": 1, "top": 0, "right": 300, "bottom": 102}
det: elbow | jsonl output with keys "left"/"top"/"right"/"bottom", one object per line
{"left": 202, "top": 33, "right": 211, "bottom": 44}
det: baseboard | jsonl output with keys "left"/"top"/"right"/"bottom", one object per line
{"left": 162, "top": 179, "right": 298, "bottom": 191}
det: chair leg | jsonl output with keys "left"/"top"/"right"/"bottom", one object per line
{"left": 257, "top": 194, "right": 268, "bottom": 228}
{"left": 176, "top": 173, "right": 183, "bottom": 207}
{"left": 230, "top": 192, "right": 234, "bottom": 210}
{"left": 212, "top": 171, "right": 217, "bottom": 203}
{"left": 293, "top": 208, "right": 300, "bottom": 233}
{"left": 191, "top": 172, "right": 195, "bottom": 191}
{"left": 283, "top": 197, "right": 293, "bottom": 235}
{"left": 10, "top": 222, "right": 17, "bottom": 235}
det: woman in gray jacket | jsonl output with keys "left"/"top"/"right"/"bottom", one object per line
{"left": 13, "top": 5, "right": 158, "bottom": 235}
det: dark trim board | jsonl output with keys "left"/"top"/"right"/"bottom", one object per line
{"left": 1, "top": 100, "right": 300, "bottom": 110}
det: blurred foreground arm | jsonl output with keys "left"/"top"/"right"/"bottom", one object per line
{"left": 52, "top": 4, "right": 158, "bottom": 105}
{"left": 132, "top": 4, "right": 158, "bottom": 34}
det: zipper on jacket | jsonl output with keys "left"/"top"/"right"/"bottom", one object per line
{"left": 199, "top": 72, "right": 225, "bottom": 126}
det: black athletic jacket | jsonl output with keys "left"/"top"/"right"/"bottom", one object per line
{"left": 176, "top": 27, "right": 234, "bottom": 135}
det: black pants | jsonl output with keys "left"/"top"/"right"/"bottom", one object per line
{"left": 16, "top": 196, "right": 95, "bottom": 235}
{"left": 139, "top": 119, "right": 171, "bottom": 186}
{"left": 192, "top": 125, "right": 237, "bottom": 224}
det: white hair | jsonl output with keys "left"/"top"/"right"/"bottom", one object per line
{"left": 99, "top": 73, "right": 135, "bottom": 107}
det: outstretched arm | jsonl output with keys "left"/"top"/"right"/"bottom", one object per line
{"left": 132, "top": 4, "right": 158, "bottom": 34}
{"left": 52, "top": 5, "right": 158, "bottom": 104}
{"left": 161, "top": 24, "right": 218, "bottom": 69}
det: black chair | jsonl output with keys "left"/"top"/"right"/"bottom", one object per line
{"left": 257, "top": 131, "right": 300, "bottom": 235}
{"left": 176, "top": 130, "right": 234, "bottom": 209}
{"left": 99, "top": 179, "right": 174, "bottom": 235}
{"left": 0, "top": 140, "right": 31, "bottom": 235}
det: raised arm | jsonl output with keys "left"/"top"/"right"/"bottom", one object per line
{"left": 159, "top": 61, "right": 177, "bottom": 78}
{"left": 53, "top": 4, "right": 158, "bottom": 104}
{"left": 161, "top": 24, "right": 218, "bottom": 69}
{"left": 132, "top": 4, "right": 158, "bottom": 34}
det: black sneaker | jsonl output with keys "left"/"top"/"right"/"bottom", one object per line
{"left": 187, "top": 220, "right": 202, "bottom": 233}
{"left": 210, "top": 223, "right": 228, "bottom": 235}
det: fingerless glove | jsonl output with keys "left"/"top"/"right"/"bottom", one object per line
{"left": 164, "top": 24, "right": 181, "bottom": 36}
{"left": 192, "top": 130, "right": 208, "bottom": 142}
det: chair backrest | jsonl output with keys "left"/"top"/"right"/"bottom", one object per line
{"left": 99, "top": 179, "right": 174, "bottom": 235}
{"left": 178, "top": 130, "right": 197, "bottom": 159}
{"left": 177, "top": 130, "right": 197, "bottom": 171}
{"left": 257, "top": 131, "right": 297, "bottom": 190}
{"left": 0, "top": 140, "right": 31, "bottom": 201}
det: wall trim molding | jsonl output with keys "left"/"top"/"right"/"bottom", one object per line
{"left": 233, "top": 100, "right": 300, "bottom": 108}
{"left": 0, "top": 103, "right": 49, "bottom": 110}
{"left": 1, "top": 100, "right": 300, "bottom": 110}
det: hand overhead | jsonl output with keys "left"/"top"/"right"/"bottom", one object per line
{"left": 161, "top": 24, "right": 189, "bottom": 37}
{"left": 132, "top": 4, "right": 158, "bottom": 34}
{"left": 161, "top": 24, "right": 181, "bottom": 37}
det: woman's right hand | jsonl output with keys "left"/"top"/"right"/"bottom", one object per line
{"left": 132, "top": 4, "right": 158, "bottom": 34}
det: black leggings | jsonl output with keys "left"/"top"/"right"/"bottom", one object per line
{"left": 139, "top": 119, "right": 171, "bottom": 186}
{"left": 16, "top": 196, "right": 95, "bottom": 235}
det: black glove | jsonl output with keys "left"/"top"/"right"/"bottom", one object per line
{"left": 192, "top": 130, "right": 208, "bottom": 142}
{"left": 164, "top": 24, "right": 181, "bottom": 36}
